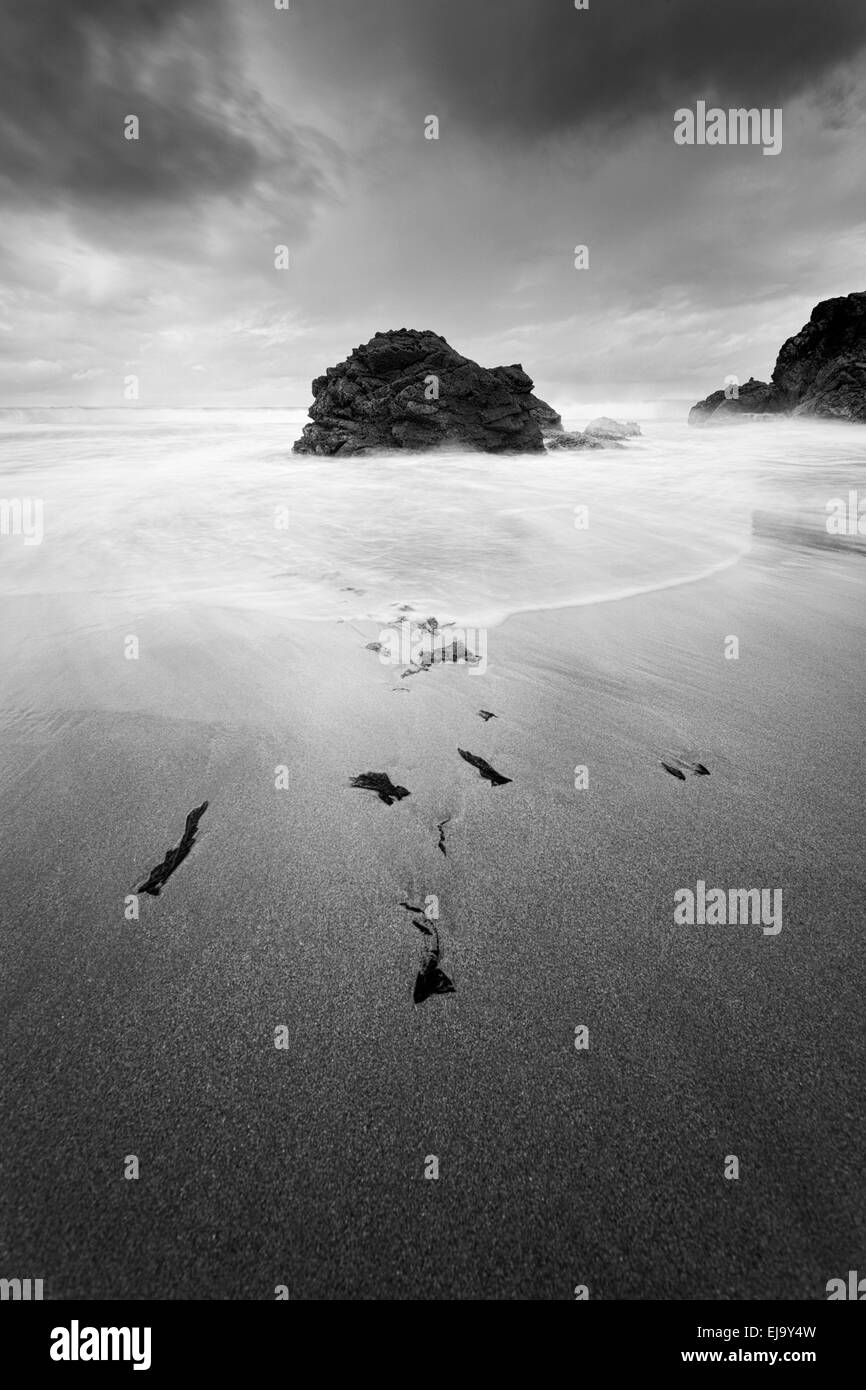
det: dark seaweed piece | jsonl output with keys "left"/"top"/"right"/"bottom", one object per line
{"left": 137, "top": 800, "right": 209, "bottom": 896}
{"left": 457, "top": 748, "right": 512, "bottom": 786}
{"left": 413, "top": 963, "right": 456, "bottom": 1003}
{"left": 413, "top": 928, "right": 455, "bottom": 1004}
{"left": 662, "top": 756, "right": 711, "bottom": 778}
{"left": 399, "top": 901, "right": 423, "bottom": 913}
{"left": 350, "top": 772, "right": 410, "bottom": 805}
{"left": 478, "top": 709, "right": 497, "bottom": 721}
{"left": 365, "top": 641, "right": 382, "bottom": 652}
{"left": 412, "top": 917, "right": 434, "bottom": 936}
{"left": 437, "top": 815, "right": 451, "bottom": 855}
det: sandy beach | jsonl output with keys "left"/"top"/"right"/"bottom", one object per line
{"left": 1, "top": 519, "right": 864, "bottom": 1299}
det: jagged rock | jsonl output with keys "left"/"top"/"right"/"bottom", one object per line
{"left": 774, "top": 293, "right": 866, "bottom": 420}
{"left": 689, "top": 292, "right": 866, "bottom": 424}
{"left": 531, "top": 399, "right": 564, "bottom": 433}
{"left": 545, "top": 431, "right": 617, "bottom": 451}
{"left": 293, "top": 330, "right": 559, "bottom": 455}
{"left": 488, "top": 365, "right": 561, "bottom": 433}
{"left": 584, "top": 416, "right": 642, "bottom": 440}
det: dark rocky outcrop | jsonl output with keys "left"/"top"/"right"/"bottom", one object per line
{"left": 490, "top": 363, "right": 562, "bottom": 433}
{"left": 688, "top": 376, "right": 781, "bottom": 426}
{"left": 773, "top": 292, "right": 866, "bottom": 419}
{"left": 293, "top": 329, "right": 560, "bottom": 455}
{"left": 689, "top": 292, "right": 866, "bottom": 425}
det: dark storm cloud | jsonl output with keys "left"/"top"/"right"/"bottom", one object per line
{"left": 0, "top": 0, "right": 329, "bottom": 209}
{"left": 293, "top": 0, "right": 866, "bottom": 137}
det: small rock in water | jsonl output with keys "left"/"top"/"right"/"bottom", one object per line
{"left": 350, "top": 772, "right": 411, "bottom": 805}
{"left": 545, "top": 430, "right": 609, "bottom": 451}
{"left": 583, "top": 416, "right": 642, "bottom": 440}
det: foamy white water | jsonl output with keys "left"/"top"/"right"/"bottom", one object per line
{"left": 1, "top": 408, "right": 864, "bottom": 628}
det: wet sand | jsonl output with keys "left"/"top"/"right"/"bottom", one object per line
{"left": 1, "top": 537, "right": 864, "bottom": 1299}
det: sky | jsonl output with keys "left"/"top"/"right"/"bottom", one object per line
{"left": 1, "top": 0, "right": 865, "bottom": 410}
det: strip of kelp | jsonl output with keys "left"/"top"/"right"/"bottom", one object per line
{"left": 137, "top": 801, "right": 209, "bottom": 896}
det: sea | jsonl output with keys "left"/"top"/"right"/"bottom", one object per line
{"left": 1, "top": 406, "right": 864, "bottom": 630}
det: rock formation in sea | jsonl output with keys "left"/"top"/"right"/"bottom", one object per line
{"left": 545, "top": 430, "right": 610, "bottom": 451}
{"left": 583, "top": 416, "right": 642, "bottom": 440}
{"left": 687, "top": 377, "right": 779, "bottom": 426}
{"left": 544, "top": 418, "right": 641, "bottom": 451}
{"left": 293, "top": 329, "right": 560, "bottom": 455}
{"left": 688, "top": 291, "right": 866, "bottom": 425}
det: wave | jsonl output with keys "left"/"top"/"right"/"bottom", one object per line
{"left": 1, "top": 416, "right": 863, "bottom": 628}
